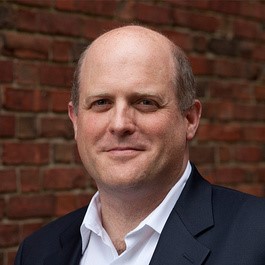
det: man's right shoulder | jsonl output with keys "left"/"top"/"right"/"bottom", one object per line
{"left": 24, "top": 205, "right": 88, "bottom": 244}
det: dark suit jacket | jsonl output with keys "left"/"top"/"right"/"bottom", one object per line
{"left": 14, "top": 165, "right": 265, "bottom": 265}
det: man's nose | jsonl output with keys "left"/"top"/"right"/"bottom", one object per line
{"left": 108, "top": 104, "right": 136, "bottom": 136}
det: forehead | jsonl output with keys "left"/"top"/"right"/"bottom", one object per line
{"left": 81, "top": 30, "right": 174, "bottom": 84}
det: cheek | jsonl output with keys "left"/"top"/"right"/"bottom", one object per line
{"left": 77, "top": 114, "right": 107, "bottom": 141}
{"left": 143, "top": 113, "right": 182, "bottom": 138}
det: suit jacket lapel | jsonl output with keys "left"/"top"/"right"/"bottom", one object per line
{"left": 150, "top": 165, "right": 213, "bottom": 265}
{"left": 44, "top": 207, "right": 86, "bottom": 265}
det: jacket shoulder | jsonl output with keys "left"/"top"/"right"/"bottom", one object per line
{"left": 15, "top": 206, "right": 87, "bottom": 265}
{"left": 212, "top": 184, "right": 265, "bottom": 223}
{"left": 27, "top": 205, "right": 88, "bottom": 242}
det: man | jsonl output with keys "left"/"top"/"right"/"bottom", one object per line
{"left": 15, "top": 25, "right": 265, "bottom": 265}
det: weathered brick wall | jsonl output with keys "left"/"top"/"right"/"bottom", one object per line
{"left": 0, "top": 0, "right": 264, "bottom": 264}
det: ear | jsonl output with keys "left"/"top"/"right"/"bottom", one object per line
{"left": 68, "top": 101, "right": 78, "bottom": 140}
{"left": 185, "top": 99, "right": 202, "bottom": 141}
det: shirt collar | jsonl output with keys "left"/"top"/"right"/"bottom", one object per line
{"left": 80, "top": 162, "right": 191, "bottom": 253}
{"left": 131, "top": 161, "right": 191, "bottom": 234}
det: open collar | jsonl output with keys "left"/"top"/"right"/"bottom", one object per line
{"left": 150, "top": 165, "right": 214, "bottom": 265}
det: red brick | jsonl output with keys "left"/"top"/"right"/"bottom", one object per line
{"left": 214, "top": 59, "right": 245, "bottom": 78}
{"left": 0, "top": 60, "right": 13, "bottom": 83}
{"left": 240, "top": 2, "right": 265, "bottom": 21}
{"left": 235, "top": 184, "right": 264, "bottom": 197}
{"left": 20, "top": 168, "right": 41, "bottom": 192}
{"left": 235, "top": 146, "right": 263, "bottom": 162}
{"left": 193, "top": 35, "right": 208, "bottom": 53}
{"left": 6, "top": 250, "right": 16, "bottom": 265}
{"left": 162, "top": 30, "right": 192, "bottom": 52}
{"left": 50, "top": 90, "right": 70, "bottom": 112}
{"left": 173, "top": 9, "right": 220, "bottom": 32}
{"left": 203, "top": 102, "right": 264, "bottom": 122}
{"left": 0, "top": 224, "right": 19, "bottom": 247}
{"left": 76, "top": 0, "right": 117, "bottom": 16}
{"left": 52, "top": 40, "right": 72, "bottom": 62}
{"left": 253, "top": 44, "right": 265, "bottom": 61}
{"left": 203, "top": 101, "right": 235, "bottom": 121}
{"left": 54, "top": 143, "right": 74, "bottom": 163}
{"left": 37, "top": 11, "right": 83, "bottom": 37}
{"left": 56, "top": 0, "right": 117, "bottom": 16}
{"left": 16, "top": 116, "right": 37, "bottom": 139}
{"left": 54, "top": 194, "right": 79, "bottom": 216}
{"left": 197, "top": 123, "right": 242, "bottom": 142}
{"left": 0, "top": 115, "right": 15, "bottom": 137}
{"left": 39, "top": 64, "right": 73, "bottom": 87}
{"left": 13, "top": 0, "right": 53, "bottom": 7}
{"left": 43, "top": 168, "right": 87, "bottom": 190}
{"left": 21, "top": 222, "right": 43, "bottom": 240}
{"left": 189, "top": 56, "right": 214, "bottom": 75}
{"left": 2, "top": 31, "right": 51, "bottom": 60}
{"left": 76, "top": 192, "right": 94, "bottom": 208}
{"left": 134, "top": 2, "right": 172, "bottom": 24}
{"left": 40, "top": 117, "right": 73, "bottom": 139}
{"left": 0, "top": 199, "right": 4, "bottom": 218}
{"left": 82, "top": 18, "right": 121, "bottom": 40}
{"left": 0, "top": 169, "right": 17, "bottom": 193}
{"left": 190, "top": 145, "right": 215, "bottom": 164}
{"left": 208, "top": 38, "right": 238, "bottom": 57}
{"left": 169, "top": 0, "right": 209, "bottom": 9}
{"left": 233, "top": 19, "right": 261, "bottom": 40}
{"left": 3, "top": 142, "right": 49, "bottom": 165}
{"left": 15, "top": 8, "right": 37, "bottom": 31}
{"left": 209, "top": 81, "right": 253, "bottom": 102}
{"left": 14, "top": 62, "right": 39, "bottom": 85}
{"left": 74, "top": 144, "right": 83, "bottom": 164}
{"left": 55, "top": 0, "right": 76, "bottom": 11}
{"left": 7, "top": 194, "right": 55, "bottom": 218}
{"left": 209, "top": 0, "right": 242, "bottom": 15}
{"left": 219, "top": 146, "right": 234, "bottom": 163}
{"left": 257, "top": 167, "right": 265, "bottom": 181}
{"left": 118, "top": 1, "right": 136, "bottom": 20}
{"left": 0, "top": 5, "right": 16, "bottom": 29}
{"left": 4, "top": 88, "right": 49, "bottom": 112}
{"left": 238, "top": 41, "right": 255, "bottom": 59}
{"left": 0, "top": 252, "right": 3, "bottom": 265}
{"left": 213, "top": 167, "right": 246, "bottom": 184}
{"left": 243, "top": 125, "right": 265, "bottom": 142}
{"left": 234, "top": 104, "right": 265, "bottom": 121}
{"left": 255, "top": 85, "right": 265, "bottom": 101}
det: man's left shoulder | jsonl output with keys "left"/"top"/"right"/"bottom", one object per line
{"left": 212, "top": 184, "right": 265, "bottom": 220}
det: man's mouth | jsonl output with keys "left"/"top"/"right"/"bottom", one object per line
{"left": 104, "top": 146, "right": 145, "bottom": 157}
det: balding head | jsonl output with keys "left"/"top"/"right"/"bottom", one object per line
{"left": 71, "top": 25, "right": 195, "bottom": 114}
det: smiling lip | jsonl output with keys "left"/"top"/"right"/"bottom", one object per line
{"left": 107, "top": 147, "right": 143, "bottom": 152}
{"left": 105, "top": 147, "right": 145, "bottom": 156}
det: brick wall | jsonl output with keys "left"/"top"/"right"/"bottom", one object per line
{"left": 0, "top": 0, "right": 264, "bottom": 264}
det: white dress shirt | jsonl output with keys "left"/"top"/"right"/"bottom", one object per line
{"left": 80, "top": 162, "right": 191, "bottom": 265}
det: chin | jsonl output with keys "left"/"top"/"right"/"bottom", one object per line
{"left": 99, "top": 171, "right": 150, "bottom": 192}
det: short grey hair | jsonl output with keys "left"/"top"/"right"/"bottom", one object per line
{"left": 71, "top": 49, "right": 86, "bottom": 114}
{"left": 171, "top": 45, "right": 196, "bottom": 112}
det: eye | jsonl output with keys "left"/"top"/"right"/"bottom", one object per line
{"left": 90, "top": 99, "right": 112, "bottom": 112}
{"left": 135, "top": 98, "right": 160, "bottom": 112}
{"left": 140, "top": 99, "right": 155, "bottom": 105}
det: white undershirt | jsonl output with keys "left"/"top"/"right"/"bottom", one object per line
{"left": 80, "top": 162, "right": 191, "bottom": 265}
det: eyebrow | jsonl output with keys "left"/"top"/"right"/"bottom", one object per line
{"left": 84, "top": 93, "right": 111, "bottom": 105}
{"left": 83, "top": 91, "right": 166, "bottom": 106}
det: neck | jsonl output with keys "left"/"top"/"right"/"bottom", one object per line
{"left": 97, "top": 159, "right": 189, "bottom": 253}
{"left": 97, "top": 182, "right": 174, "bottom": 254}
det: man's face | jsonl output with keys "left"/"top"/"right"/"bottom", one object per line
{"left": 69, "top": 34, "right": 198, "bottom": 196}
